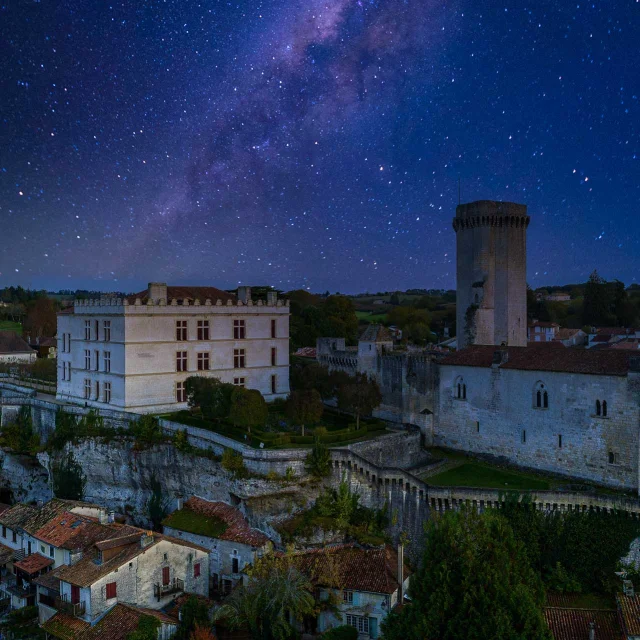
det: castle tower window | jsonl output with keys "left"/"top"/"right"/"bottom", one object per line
{"left": 602, "top": 400, "right": 607, "bottom": 417}
{"left": 176, "top": 381, "right": 186, "bottom": 403}
{"left": 197, "top": 320, "right": 210, "bottom": 341}
{"left": 543, "top": 391, "right": 548, "bottom": 408}
{"left": 534, "top": 382, "right": 548, "bottom": 409}
{"left": 558, "top": 434, "right": 562, "bottom": 448}
{"left": 197, "top": 352, "right": 210, "bottom": 371}
{"left": 84, "top": 320, "right": 91, "bottom": 341}
{"left": 103, "top": 320, "right": 111, "bottom": 342}
{"left": 463, "top": 384, "right": 467, "bottom": 400}
{"left": 234, "top": 348, "right": 246, "bottom": 369}
{"left": 454, "top": 376, "right": 466, "bottom": 400}
{"left": 84, "top": 379, "right": 91, "bottom": 400}
{"left": 522, "top": 430, "right": 526, "bottom": 444}
{"left": 176, "top": 351, "right": 188, "bottom": 372}
{"left": 596, "top": 400, "right": 601, "bottom": 416}
{"left": 176, "top": 320, "right": 188, "bottom": 341}
{"left": 104, "top": 382, "right": 111, "bottom": 404}
{"left": 608, "top": 451, "right": 619, "bottom": 465}
{"left": 271, "top": 319, "right": 277, "bottom": 339}
{"left": 233, "top": 319, "right": 246, "bottom": 340}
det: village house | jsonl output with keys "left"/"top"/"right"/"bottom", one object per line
{"left": 554, "top": 328, "right": 587, "bottom": 348}
{"left": 162, "top": 497, "right": 271, "bottom": 595}
{"left": 287, "top": 544, "right": 410, "bottom": 639}
{"left": 56, "top": 283, "right": 290, "bottom": 413}
{"left": 587, "top": 327, "right": 639, "bottom": 349}
{"left": 0, "top": 331, "right": 37, "bottom": 363}
{"left": 527, "top": 321, "right": 560, "bottom": 343}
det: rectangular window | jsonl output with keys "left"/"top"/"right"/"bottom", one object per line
{"left": 271, "top": 347, "right": 277, "bottom": 366}
{"left": 94, "top": 350, "right": 99, "bottom": 371}
{"left": 84, "top": 320, "right": 91, "bottom": 341}
{"left": 104, "top": 382, "right": 111, "bottom": 404}
{"left": 234, "top": 348, "right": 246, "bottom": 369}
{"left": 12, "top": 531, "right": 16, "bottom": 543}
{"left": 103, "top": 320, "right": 111, "bottom": 342}
{"left": 106, "top": 582, "right": 117, "bottom": 599}
{"left": 194, "top": 563, "right": 201, "bottom": 578}
{"left": 71, "top": 585, "right": 80, "bottom": 604}
{"left": 176, "top": 320, "right": 187, "bottom": 341}
{"left": 162, "top": 566, "right": 170, "bottom": 586}
{"left": 104, "top": 351, "right": 111, "bottom": 372}
{"left": 197, "top": 320, "right": 210, "bottom": 341}
{"left": 176, "top": 381, "right": 186, "bottom": 403}
{"left": 346, "top": 615, "right": 369, "bottom": 634}
{"left": 95, "top": 380, "right": 100, "bottom": 400}
{"left": 233, "top": 319, "right": 246, "bottom": 340}
{"left": 522, "top": 430, "right": 526, "bottom": 444}
{"left": 49, "top": 545, "right": 54, "bottom": 558}
{"left": 233, "top": 377, "right": 245, "bottom": 387}
{"left": 67, "top": 362, "right": 71, "bottom": 383}
{"left": 232, "top": 558, "right": 239, "bottom": 574}
{"left": 343, "top": 590, "right": 353, "bottom": 603}
{"left": 62, "top": 333, "right": 66, "bottom": 353}
{"left": 197, "top": 352, "right": 210, "bottom": 371}
{"left": 1, "top": 526, "right": 5, "bottom": 538}
{"left": 84, "top": 349, "right": 91, "bottom": 370}
{"left": 271, "top": 319, "right": 276, "bottom": 338}
{"left": 94, "top": 320, "right": 99, "bottom": 341}
{"left": 558, "top": 434, "right": 562, "bottom": 448}
{"left": 84, "top": 379, "right": 91, "bottom": 399}
{"left": 176, "top": 351, "right": 188, "bottom": 372}
{"left": 476, "top": 421, "right": 480, "bottom": 433}
{"left": 271, "top": 375, "right": 277, "bottom": 394}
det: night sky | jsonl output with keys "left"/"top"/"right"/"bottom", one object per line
{"left": 1, "top": 0, "right": 638, "bottom": 293}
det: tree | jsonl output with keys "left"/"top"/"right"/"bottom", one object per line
{"left": 336, "top": 373, "right": 382, "bottom": 429}
{"left": 228, "top": 387, "right": 267, "bottom": 436}
{"left": 291, "top": 363, "right": 333, "bottom": 399}
{"left": 582, "top": 270, "right": 615, "bottom": 326}
{"left": 126, "top": 615, "right": 161, "bottom": 640}
{"left": 322, "top": 626, "right": 358, "bottom": 640}
{"left": 176, "top": 596, "right": 211, "bottom": 640}
{"left": 214, "top": 552, "right": 315, "bottom": 640}
{"left": 52, "top": 452, "right": 86, "bottom": 500}
{"left": 286, "top": 389, "right": 323, "bottom": 436}
{"left": 382, "top": 509, "right": 552, "bottom": 640}
{"left": 131, "top": 414, "right": 164, "bottom": 445}
{"left": 185, "top": 377, "right": 235, "bottom": 421}
{"left": 189, "top": 625, "right": 216, "bottom": 640}
{"left": 0, "top": 406, "right": 40, "bottom": 454}
{"left": 24, "top": 298, "right": 58, "bottom": 338}
{"left": 389, "top": 292, "right": 401, "bottom": 305}
{"left": 146, "top": 474, "right": 168, "bottom": 531}
{"left": 305, "top": 437, "right": 332, "bottom": 478}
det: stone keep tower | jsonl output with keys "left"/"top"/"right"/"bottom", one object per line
{"left": 453, "top": 200, "right": 530, "bottom": 349}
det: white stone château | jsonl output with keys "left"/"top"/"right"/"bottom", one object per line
{"left": 56, "top": 283, "right": 290, "bottom": 413}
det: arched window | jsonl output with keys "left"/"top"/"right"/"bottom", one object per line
{"left": 533, "top": 382, "right": 548, "bottom": 409}
{"left": 457, "top": 383, "right": 461, "bottom": 398}
{"left": 596, "top": 400, "right": 601, "bottom": 416}
{"left": 454, "top": 376, "right": 466, "bottom": 400}
{"left": 602, "top": 400, "right": 607, "bottom": 417}
{"left": 462, "top": 384, "right": 467, "bottom": 400}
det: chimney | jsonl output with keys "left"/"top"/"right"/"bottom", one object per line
{"left": 176, "top": 495, "right": 184, "bottom": 511}
{"left": 492, "top": 349, "right": 509, "bottom": 368}
{"left": 588, "top": 621, "right": 595, "bottom": 640}
{"left": 99, "top": 509, "right": 109, "bottom": 525}
{"left": 237, "top": 286, "right": 251, "bottom": 304}
{"left": 147, "top": 282, "right": 167, "bottom": 304}
{"left": 266, "top": 291, "right": 277, "bottom": 305}
{"left": 397, "top": 543, "right": 404, "bottom": 605}
{"left": 140, "top": 531, "right": 154, "bottom": 548}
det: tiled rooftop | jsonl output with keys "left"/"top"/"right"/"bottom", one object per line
{"left": 126, "top": 285, "right": 236, "bottom": 304}
{"left": 14, "top": 552, "right": 54, "bottom": 575}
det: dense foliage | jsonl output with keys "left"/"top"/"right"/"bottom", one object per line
{"left": 228, "top": 387, "right": 268, "bottom": 434}
{"left": 305, "top": 437, "right": 332, "bottom": 477}
{"left": 286, "top": 389, "right": 324, "bottom": 435}
{"left": 321, "top": 626, "right": 358, "bottom": 640}
{"left": 126, "top": 615, "right": 161, "bottom": 640}
{"left": 176, "top": 596, "right": 211, "bottom": 640}
{"left": 221, "top": 448, "right": 249, "bottom": 478}
{"left": 52, "top": 451, "right": 86, "bottom": 500}
{"left": 335, "top": 372, "right": 382, "bottom": 429}
{"left": 185, "top": 377, "right": 235, "bottom": 421}
{"left": 146, "top": 474, "right": 169, "bottom": 531}
{"left": 0, "top": 406, "right": 40, "bottom": 454}
{"left": 382, "top": 509, "right": 551, "bottom": 640}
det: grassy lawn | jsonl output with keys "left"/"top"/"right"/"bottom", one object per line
{"left": 428, "top": 461, "right": 552, "bottom": 491}
{"left": 0, "top": 320, "right": 22, "bottom": 334}
{"left": 163, "top": 507, "right": 228, "bottom": 538}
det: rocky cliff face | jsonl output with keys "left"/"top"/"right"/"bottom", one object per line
{"left": 0, "top": 450, "right": 50, "bottom": 504}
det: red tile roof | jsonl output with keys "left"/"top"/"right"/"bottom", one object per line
{"left": 440, "top": 345, "right": 634, "bottom": 376}
{"left": 33, "top": 512, "right": 94, "bottom": 548}
{"left": 294, "top": 347, "right": 317, "bottom": 358}
{"left": 544, "top": 607, "right": 622, "bottom": 640}
{"left": 126, "top": 285, "right": 236, "bottom": 304}
{"left": 288, "top": 544, "right": 410, "bottom": 595}
{"left": 529, "top": 322, "right": 560, "bottom": 328}
{"left": 0, "top": 541, "right": 13, "bottom": 565}
{"left": 14, "top": 553, "right": 54, "bottom": 574}
{"left": 167, "top": 498, "right": 269, "bottom": 547}
{"left": 43, "top": 604, "right": 177, "bottom": 640}
{"left": 595, "top": 327, "right": 636, "bottom": 336}
{"left": 617, "top": 593, "right": 640, "bottom": 636}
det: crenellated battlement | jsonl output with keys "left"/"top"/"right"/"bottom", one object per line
{"left": 72, "top": 297, "right": 289, "bottom": 312}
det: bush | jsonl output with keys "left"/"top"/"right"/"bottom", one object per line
{"left": 173, "top": 429, "right": 191, "bottom": 452}
{"left": 131, "top": 414, "right": 165, "bottom": 445}
{"left": 52, "top": 451, "right": 86, "bottom": 500}
{"left": 322, "top": 625, "right": 358, "bottom": 640}
{"left": 221, "top": 448, "right": 248, "bottom": 478}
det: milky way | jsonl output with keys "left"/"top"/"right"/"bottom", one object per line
{"left": 1, "top": 0, "right": 639, "bottom": 292}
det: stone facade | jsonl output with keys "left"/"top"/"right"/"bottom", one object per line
{"left": 57, "top": 283, "right": 290, "bottom": 413}
{"left": 453, "top": 200, "right": 529, "bottom": 349}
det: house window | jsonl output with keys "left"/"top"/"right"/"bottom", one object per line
{"left": 94, "top": 350, "right": 99, "bottom": 371}
{"left": 104, "top": 351, "right": 111, "bottom": 373}
{"left": 1, "top": 526, "right": 5, "bottom": 538}
{"left": 106, "top": 582, "right": 117, "bottom": 599}
{"left": 95, "top": 380, "right": 100, "bottom": 400}
{"left": 271, "top": 347, "right": 277, "bottom": 367}
{"left": 197, "top": 320, "right": 210, "bottom": 341}
{"left": 176, "top": 351, "right": 188, "bottom": 372}
{"left": 84, "top": 320, "right": 91, "bottom": 341}
{"left": 271, "top": 375, "right": 277, "bottom": 394}
{"left": 194, "top": 563, "right": 201, "bottom": 578}
{"left": 234, "top": 349, "right": 246, "bottom": 368}
{"left": 232, "top": 558, "right": 239, "bottom": 574}
{"left": 608, "top": 451, "right": 619, "bottom": 465}
{"left": 233, "top": 319, "right": 246, "bottom": 340}
{"left": 346, "top": 615, "right": 369, "bottom": 635}
{"left": 104, "top": 382, "right": 111, "bottom": 404}
{"left": 271, "top": 319, "right": 276, "bottom": 339}
{"left": 162, "top": 566, "right": 170, "bottom": 586}
{"left": 12, "top": 531, "right": 16, "bottom": 543}
{"left": 534, "top": 382, "right": 549, "bottom": 409}
{"left": 176, "top": 320, "right": 187, "bottom": 341}
{"left": 84, "top": 379, "right": 91, "bottom": 399}
{"left": 233, "top": 377, "right": 245, "bottom": 387}
{"left": 94, "top": 320, "right": 99, "bottom": 341}
{"left": 84, "top": 350, "right": 91, "bottom": 370}
{"left": 71, "top": 585, "right": 80, "bottom": 604}
{"left": 343, "top": 590, "right": 353, "bottom": 603}
{"left": 103, "top": 320, "right": 111, "bottom": 342}
{"left": 197, "top": 352, "right": 210, "bottom": 371}
{"left": 49, "top": 545, "right": 54, "bottom": 558}
{"left": 176, "top": 381, "right": 187, "bottom": 403}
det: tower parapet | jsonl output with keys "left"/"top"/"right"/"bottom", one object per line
{"left": 454, "top": 200, "right": 529, "bottom": 349}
